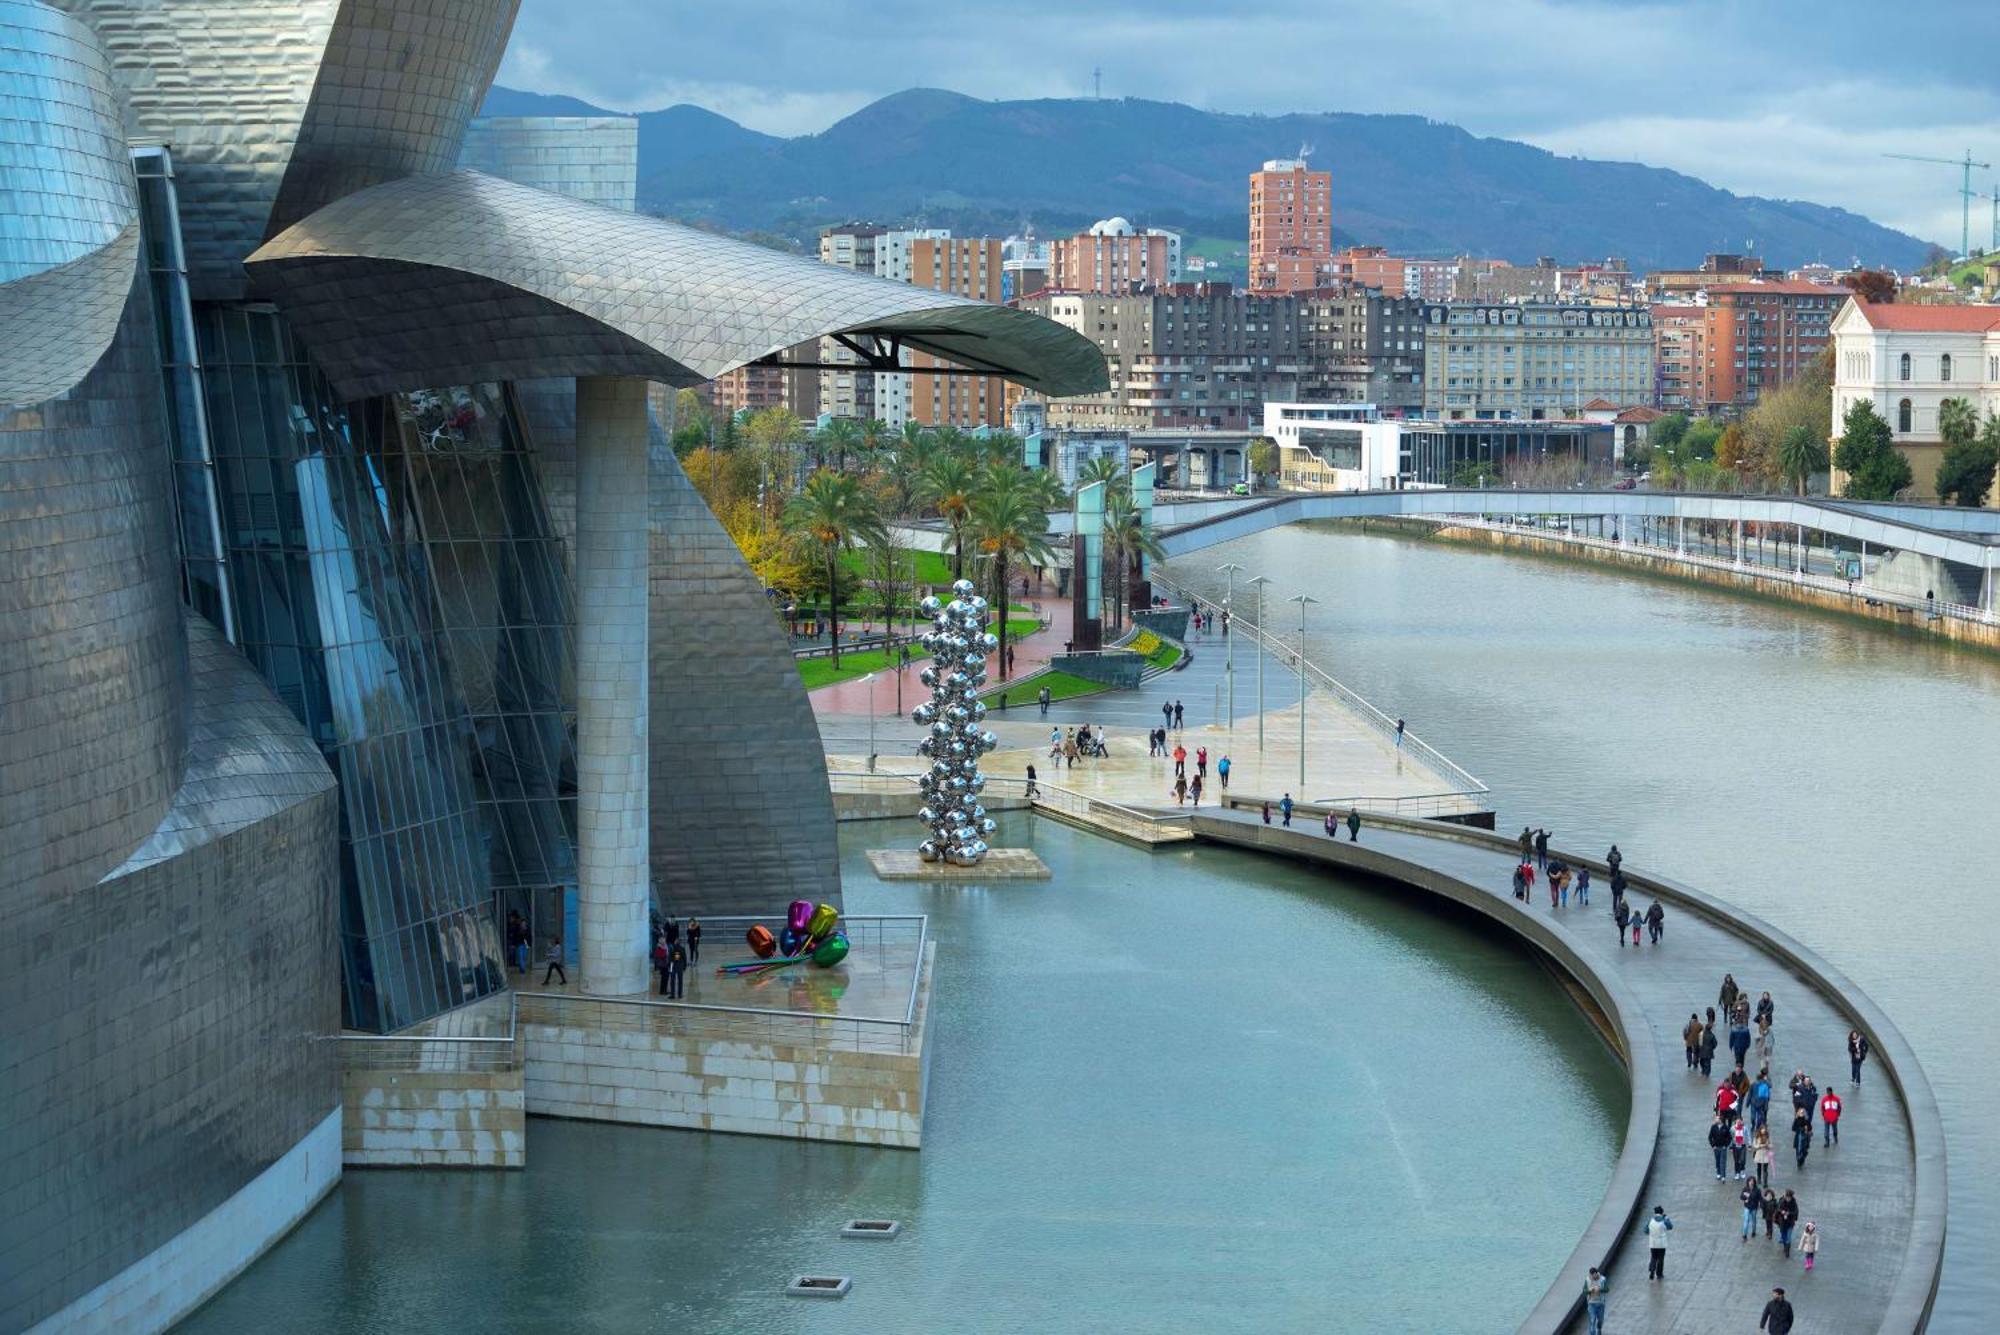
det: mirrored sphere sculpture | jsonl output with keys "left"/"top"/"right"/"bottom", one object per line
{"left": 912, "top": 579, "right": 998, "bottom": 864}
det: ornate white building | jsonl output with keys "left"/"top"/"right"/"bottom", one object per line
{"left": 1830, "top": 299, "right": 2000, "bottom": 500}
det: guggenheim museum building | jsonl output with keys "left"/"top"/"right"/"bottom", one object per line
{"left": 0, "top": 1, "right": 1102, "bottom": 1328}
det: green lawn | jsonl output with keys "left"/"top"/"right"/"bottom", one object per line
{"left": 839, "top": 547, "right": 955, "bottom": 585}
{"left": 1150, "top": 642, "right": 1183, "bottom": 670}
{"left": 799, "top": 616, "right": 1041, "bottom": 691}
{"left": 978, "top": 670, "right": 1109, "bottom": 709}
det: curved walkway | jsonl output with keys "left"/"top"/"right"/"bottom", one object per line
{"left": 1188, "top": 805, "right": 1943, "bottom": 1334}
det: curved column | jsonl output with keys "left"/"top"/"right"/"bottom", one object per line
{"left": 573, "top": 376, "right": 650, "bottom": 995}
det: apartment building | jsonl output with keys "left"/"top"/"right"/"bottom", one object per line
{"left": 1700, "top": 281, "right": 1846, "bottom": 413}
{"left": 908, "top": 236, "right": 1015, "bottom": 428}
{"left": 1023, "top": 282, "right": 1303, "bottom": 430}
{"left": 817, "top": 222, "right": 887, "bottom": 421}
{"left": 1297, "top": 289, "right": 1426, "bottom": 413}
{"left": 1650, "top": 304, "right": 1706, "bottom": 411}
{"left": 1047, "top": 217, "right": 1182, "bottom": 294}
{"left": 1249, "top": 158, "right": 1333, "bottom": 294}
{"left": 1330, "top": 247, "right": 1457, "bottom": 301}
{"left": 1421, "top": 302, "right": 1654, "bottom": 420}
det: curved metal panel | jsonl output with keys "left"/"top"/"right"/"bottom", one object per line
{"left": 0, "top": 277, "right": 186, "bottom": 897}
{"left": 245, "top": 170, "right": 1111, "bottom": 400}
{"left": 522, "top": 380, "right": 842, "bottom": 917}
{"left": 0, "top": 218, "right": 139, "bottom": 403}
{"left": 0, "top": 0, "right": 132, "bottom": 281}
{"left": 265, "top": 0, "right": 519, "bottom": 234}
{"left": 0, "top": 613, "right": 339, "bottom": 1331}
{"left": 54, "top": 0, "right": 341, "bottom": 297}
{"left": 58, "top": 0, "right": 517, "bottom": 299}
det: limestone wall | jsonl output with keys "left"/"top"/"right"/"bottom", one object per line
{"left": 339, "top": 1061, "right": 526, "bottom": 1169}
{"left": 517, "top": 943, "right": 934, "bottom": 1149}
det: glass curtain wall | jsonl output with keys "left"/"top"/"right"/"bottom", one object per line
{"left": 194, "top": 305, "right": 506, "bottom": 1030}
{"left": 351, "top": 385, "right": 578, "bottom": 958}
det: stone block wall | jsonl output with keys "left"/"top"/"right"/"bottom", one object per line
{"left": 339, "top": 1062, "right": 526, "bottom": 1169}
{"left": 517, "top": 943, "right": 934, "bottom": 1148}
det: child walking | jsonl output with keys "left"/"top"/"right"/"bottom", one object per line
{"left": 1800, "top": 1220, "right": 1818, "bottom": 1271}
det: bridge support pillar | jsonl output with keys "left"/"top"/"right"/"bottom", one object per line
{"left": 1733, "top": 519, "right": 1743, "bottom": 566}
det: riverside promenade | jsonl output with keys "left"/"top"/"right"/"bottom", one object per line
{"left": 1190, "top": 805, "right": 1944, "bottom": 1334}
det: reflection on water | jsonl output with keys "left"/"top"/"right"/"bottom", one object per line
{"left": 183, "top": 812, "right": 1623, "bottom": 1334}
{"left": 1168, "top": 521, "right": 2000, "bottom": 1327}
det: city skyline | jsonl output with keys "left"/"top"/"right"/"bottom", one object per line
{"left": 496, "top": 0, "right": 1999, "bottom": 250}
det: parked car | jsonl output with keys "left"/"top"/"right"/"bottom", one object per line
{"left": 1231, "top": 482, "right": 1251, "bottom": 496}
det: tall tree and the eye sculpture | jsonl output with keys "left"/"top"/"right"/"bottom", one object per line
{"left": 911, "top": 580, "right": 1000, "bottom": 865}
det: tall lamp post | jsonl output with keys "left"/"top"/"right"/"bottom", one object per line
{"left": 1217, "top": 561, "right": 1243, "bottom": 732}
{"left": 862, "top": 671, "right": 878, "bottom": 772}
{"left": 1285, "top": 593, "right": 1320, "bottom": 793}
{"left": 1247, "top": 575, "right": 1272, "bottom": 753}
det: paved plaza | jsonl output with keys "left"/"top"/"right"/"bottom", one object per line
{"left": 820, "top": 609, "right": 1475, "bottom": 814}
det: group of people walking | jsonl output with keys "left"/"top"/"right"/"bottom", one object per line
{"left": 650, "top": 915, "right": 701, "bottom": 999}
{"left": 1049, "top": 724, "right": 1108, "bottom": 768}
{"left": 1510, "top": 831, "right": 1664, "bottom": 947}
{"left": 1164, "top": 740, "right": 1231, "bottom": 806}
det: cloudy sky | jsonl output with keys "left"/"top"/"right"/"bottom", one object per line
{"left": 499, "top": 0, "right": 2000, "bottom": 249}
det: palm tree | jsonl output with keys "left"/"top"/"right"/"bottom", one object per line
{"left": 915, "top": 452, "right": 979, "bottom": 579}
{"left": 783, "top": 470, "right": 886, "bottom": 669}
{"left": 1102, "top": 489, "right": 1167, "bottom": 632}
{"left": 968, "top": 469, "right": 1054, "bottom": 681}
{"left": 817, "top": 417, "right": 862, "bottom": 472}
{"left": 1938, "top": 396, "right": 1980, "bottom": 450}
{"left": 1076, "top": 455, "right": 1127, "bottom": 496}
{"left": 1776, "top": 425, "right": 1829, "bottom": 497}
{"left": 858, "top": 417, "right": 889, "bottom": 472}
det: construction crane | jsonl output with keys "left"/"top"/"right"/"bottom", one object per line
{"left": 1882, "top": 149, "right": 1991, "bottom": 259}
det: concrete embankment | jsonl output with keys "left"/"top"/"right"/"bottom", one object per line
{"left": 1336, "top": 517, "right": 2000, "bottom": 653}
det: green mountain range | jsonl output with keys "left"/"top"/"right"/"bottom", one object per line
{"left": 479, "top": 85, "right": 1932, "bottom": 273}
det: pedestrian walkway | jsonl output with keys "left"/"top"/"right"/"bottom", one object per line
{"left": 807, "top": 595, "right": 1070, "bottom": 720}
{"left": 1188, "top": 805, "right": 1941, "bottom": 1335}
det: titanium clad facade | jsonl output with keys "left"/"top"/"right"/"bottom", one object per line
{"left": 1, "top": 615, "right": 339, "bottom": 1333}
{"left": 58, "top": 0, "right": 518, "bottom": 299}
{"left": 245, "top": 169, "right": 1112, "bottom": 401}
{"left": 3, "top": 6, "right": 340, "bottom": 1327}
{"left": 459, "top": 115, "right": 638, "bottom": 212}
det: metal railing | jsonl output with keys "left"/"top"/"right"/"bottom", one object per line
{"left": 1226, "top": 791, "right": 1486, "bottom": 820}
{"left": 828, "top": 768, "right": 1193, "bottom": 842}
{"left": 1152, "top": 575, "right": 1489, "bottom": 800}
{"left": 516, "top": 916, "right": 929, "bottom": 1056}
{"left": 1429, "top": 513, "right": 1996, "bottom": 625}
{"left": 340, "top": 992, "right": 521, "bottom": 1073}
{"left": 792, "top": 631, "right": 923, "bottom": 660}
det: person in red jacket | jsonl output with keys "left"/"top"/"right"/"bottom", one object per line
{"left": 1716, "top": 1080, "right": 1740, "bottom": 1125}
{"left": 1820, "top": 1088, "right": 1843, "bottom": 1146}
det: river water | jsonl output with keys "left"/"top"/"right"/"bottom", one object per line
{"left": 1166, "top": 521, "right": 2000, "bottom": 1328}
{"left": 183, "top": 811, "right": 1624, "bottom": 1333}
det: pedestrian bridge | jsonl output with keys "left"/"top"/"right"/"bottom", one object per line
{"left": 1187, "top": 802, "right": 1944, "bottom": 1334}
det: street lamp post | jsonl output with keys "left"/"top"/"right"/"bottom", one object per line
{"left": 862, "top": 671, "right": 878, "bottom": 772}
{"left": 1217, "top": 561, "right": 1243, "bottom": 731}
{"left": 1286, "top": 593, "right": 1320, "bottom": 794}
{"left": 1247, "top": 575, "right": 1272, "bottom": 753}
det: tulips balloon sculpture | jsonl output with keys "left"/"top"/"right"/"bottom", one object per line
{"left": 720, "top": 900, "right": 850, "bottom": 978}
{"left": 910, "top": 579, "right": 1000, "bottom": 865}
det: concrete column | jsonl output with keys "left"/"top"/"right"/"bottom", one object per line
{"left": 574, "top": 376, "right": 652, "bottom": 997}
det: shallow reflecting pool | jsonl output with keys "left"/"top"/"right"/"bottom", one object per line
{"left": 184, "top": 813, "right": 1624, "bottom": 1333}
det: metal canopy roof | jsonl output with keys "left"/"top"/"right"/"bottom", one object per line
{"left": 247, "top": 170, "right": 1109, "bottom": 402}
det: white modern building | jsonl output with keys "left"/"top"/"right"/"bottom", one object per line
{"left": 1263, "top": 402, "right": 1401, "bottom": 490}
{"left": 1829, "top": 298, "right": 2000, "bottom": 501}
